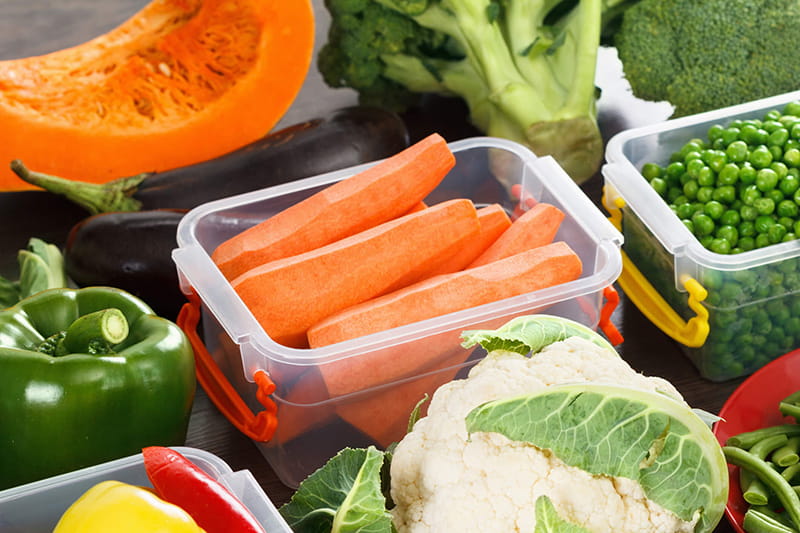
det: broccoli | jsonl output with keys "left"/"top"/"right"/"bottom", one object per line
{"left": 614, "top": 0, "right": 800, "bottom": 118}
{"left": 318, "top": 0, "right": 639, "bottom": 183}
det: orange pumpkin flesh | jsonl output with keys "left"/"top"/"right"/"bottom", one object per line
{"left": 0, "top": 0, "right": 315, "bottom": 191}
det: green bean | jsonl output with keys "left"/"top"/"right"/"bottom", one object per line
{"left": 774, "top": 437, "right": 800, "bottom": 468}
{"left": 743, "top": 507, "right": 798, "bottom": 533}
{"left": 781, "top": 392, "right": 800, "bottom": 422}
{"left": 724, "top": 446, "right": 800, "bottom": 529}
{"left": 784, "top": 464, "right": 800, "bottom": 484}
{"left": 727, "top": 425, "right": 800, "bottom": 450}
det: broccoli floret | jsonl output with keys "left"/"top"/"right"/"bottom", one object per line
{"left": 615, "top": 0, "right": 800, "bottom": 117}
{"left": 319, "top": 0, "right": 635, "bottom": 183}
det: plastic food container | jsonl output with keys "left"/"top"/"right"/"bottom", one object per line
{"left": 173, "top": 137, "right": 624, "bottom": 488}
{"left": 603, "top": 90, "right": 800, "bottom": 382}
{"left": 0, "top": 447, "right": 292, "bottom": 532}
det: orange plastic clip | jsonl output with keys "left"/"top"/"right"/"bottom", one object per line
{"left": 177, "top": 290, "right": 278, "bottom": 442}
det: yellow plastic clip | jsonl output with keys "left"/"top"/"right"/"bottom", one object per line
{"left": 602, "top": 186, "right": 710, "bottom": 348}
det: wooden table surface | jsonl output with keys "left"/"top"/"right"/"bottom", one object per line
{"left": 0, "top": 2, "right": 741, "bottom": 531}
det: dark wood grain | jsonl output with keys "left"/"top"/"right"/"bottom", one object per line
{"left": 0, "top": 2, "right": 738, "bottom": 531}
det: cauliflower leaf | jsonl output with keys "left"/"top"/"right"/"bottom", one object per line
{"left": 465, "top": 383, "right": 729, "bottom": 532}
{"left": 280, "top": 446, "right": 394, "bottom": 533}
{"left": 461, "top": 314, "right": 615, "bottom": 356}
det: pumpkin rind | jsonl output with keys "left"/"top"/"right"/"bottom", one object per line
{"left": 0, "top": 0, "right": 315, "bottom": 190}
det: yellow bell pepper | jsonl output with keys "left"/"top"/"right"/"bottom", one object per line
{"left": 53, "top": 480, "right": 206, "bottom": 532}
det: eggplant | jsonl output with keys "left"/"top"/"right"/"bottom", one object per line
{"left": 64, "top": 210, "right": 186, "bottom": 320}
{"left": 13, "top": 106, "right": 410, "bottom": 214}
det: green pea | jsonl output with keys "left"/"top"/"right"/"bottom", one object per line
{"left": 767, "top": 189, "right": 785, "bottom": 205}
{"left": 750, "top": 145, "right": 774, "bottom": 169}
{"left": 720, "top": 209, "right": 741, "bottom": 226}
{"left": 682, "top": 219, "right": 694, "bottom": 233}
{"left": 769, "top": 223, "right": 788, "bottom": 243}
{"left": 699, "top": 234, "right": 714, "bottom": 248}
{"left": 722, "top": 127, "right": 742, "bottom": 145}
{"left": 784, "top": 101, "right": 800, "bottom": 117}
{"left": 792, "top": 122, "right": 800, "bottom": 140}
{"left": 642, "top": 163, "right": 662, "bottom": 181}
{"left": 712, "top": 185, "right": 737, "bottom": 204}
{"left": 697, "top": 166, "right": 716, "bottom": 186}
{"left": 726, "top": 140, "right": 749, "bottom": 163}
{"left": 754, "top": 197, "right": 776, "bottom": 215}
{"left": 692, "top": 212, "right": 715, "bottom": 236}
{"left": 683, "top": 179, "right": 699, "bottom": 200}
{"left": 770, "top": 144, "right": 784, "bottom": 161}
{"left": 772, "top": 162, "right": 790, "bottom": 180}
{"left": 717, "top": 163, "right": 740, "bottom": 185}
{"left": 783, "top": 232, "right": 797, "bottom": 242}
{"left": 780, "top": 174, "right": 800, "bottom": 196}
{"left": 794, "top": 220, "right": 800, "bottom": 235}
{"left": 779, "top": 216, "right": 796, "bottom": 229}
{"left": 704, "top": 151, "right": 728, "bottom": 173}
{"left": 696, "top": 186, "right": 714, "bottom": 203}
{"left": 740, "top": 184, "right": 762, "bottom": 206}
{"left": 784, "top": 148, "right": 800, "bottom": 168}
{"left": 649, "top": 177, "right": 668, "bottom": 197}
{"left": 755, "top": 214, "right": 776, "bottom": 233}
{"left": 739, "top": 164, "right": 758, "bottom": 185}
{"left": 741, "top": 124, "right": 769, "bottom": 145}
{"left": 665, "top": 161, "right": 686, "bottom": 181}
{"left": 778, "top": 200, "right": 799, "bottom": 218}
{"left": 716, "top": 225, "right": 738, "bottom": 245}
{"left": 738, "top": 221, "right": 756, "bottom": 239}
{"left": 769, "top": 127, "right": 790, "bottom": 147}
{"left": 756, "top": 168, "right": 779, "bottom": 191}
{"left": 740, "top": 205, "right": 759, "bottom": 222}
{"left": 707, "top": 124, "right": 725, "bottom": 142}
{"left": 676, "top": 203, "right": 696, "bottom": 220}
{"left": 704, "top": 200, "right": 726, "bottom": 220}
{"left": 755, "top": 233, "right": 771, "bottom": 248}
{"left": 666, "top": 187, "right": 684, "bottom": 203}
{"left": 686, "top": 158, "right": 707, "bottom": 178}
{"left": 739, "top": 236, "right": 756, "bottom": 251}
{"left": 710, "top": 238, "right": 732, "bottom": 254}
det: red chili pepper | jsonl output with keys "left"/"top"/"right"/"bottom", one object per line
{"left": 142, "top": 446, "right": 266, "bottom": 533}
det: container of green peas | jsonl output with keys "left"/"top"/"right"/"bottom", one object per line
{"left": 603, "top": 90, "right": 800, "bottom": 381}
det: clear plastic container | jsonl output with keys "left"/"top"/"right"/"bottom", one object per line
{"left": 603, "top": 90, "right": 800, "bottom": 382}
{"left": 173, "top": 137, "right": 624, "bottom": 488}
{"left": 0, "top": 447, "right": 292, "bottom": 532}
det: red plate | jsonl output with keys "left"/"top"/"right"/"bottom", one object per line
{"left": 712, "top": 348, "right": 800, "bottom": 533}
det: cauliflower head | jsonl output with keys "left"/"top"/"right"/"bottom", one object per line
{"left": 390, "top": 337, "right": 699, "bottom": 533}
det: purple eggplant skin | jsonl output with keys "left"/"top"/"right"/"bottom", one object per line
{"left": 131, "top": 106, "right": 410, "bottom": 210}
{"left": 64, "top": 210, "right": 187, "bottom": 320}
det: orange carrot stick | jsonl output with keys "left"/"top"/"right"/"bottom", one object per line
{"left": 212, "top": 133, "right": 455, "bottom": 280}
{"left": 232, "top": 198, "right": 481, "bottom": 348}
{"left": 306, "top": 241, "right": 583, "bottom": 392}
{"left": 425, "top": 203, "right": 511, "bottom": 276}
{"left": 468, "top": 202, "right": 565, "bottom": 268}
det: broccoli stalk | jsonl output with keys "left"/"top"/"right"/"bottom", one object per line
{"left": 319, "top": 0, "right": 632, "bottom": 183}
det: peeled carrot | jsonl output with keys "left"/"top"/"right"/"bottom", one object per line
{"left": 212, "top": 133, "right": 455, "bottom": 280}
{"left": 425, "top": 203, "right": 511, "bottom": 276}
{"left": 232, "top": 198, "right": 481, "bottom": 348}
{"left": 306, "top": 241, "right": 583, "bottom": 393}
{"left": 336, "top": 345, "right": 472, "bottom": 447}
{"left": 468, "top": 202, "right": 565, "bottom": 268}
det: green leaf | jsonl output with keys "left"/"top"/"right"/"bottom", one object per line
{"left": 0, "top": 277, "right": 20, "bottom": 309}
{"left": 460, "top": 315, "right": 615, "bottom": 356}
{"left": 280, "top": 447, "right": 394, "bottom": 533}
{"left": 18, "top": 238, "right": 67, "bottom": 299}
{"left": 534, "top": 496, "right": 592, "bottom": 533}
{"left": 465, "top": 384, "right": 728, "bottom": 533}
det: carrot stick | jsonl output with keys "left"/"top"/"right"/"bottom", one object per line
{"left": 468, "top": 202, "right": 565, "bottom": 268}
{"left": 336, "top": 345, "right": 472, "bottom": 447}
{"left": 306, "top": 241, "right": 583, "bottom": 393}
{"left": 212, "top": 133, "right": 455, "bottom": 280}
{"left": 232, "top": 198, "right": 481, "bottom": 348}
{"left": 425, "top": 203, "right": 511, "bottom": 276}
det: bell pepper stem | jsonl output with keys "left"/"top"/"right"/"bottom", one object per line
{"left": 56, "top": 308, "right": 130, "bottom": 355}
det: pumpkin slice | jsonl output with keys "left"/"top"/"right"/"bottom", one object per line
{"left": 0, "top": 0, "right": 314, "bottom": 191}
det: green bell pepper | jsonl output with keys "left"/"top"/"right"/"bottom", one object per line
{"left": 0, "top": 286, "right": 196, "bottom": 489}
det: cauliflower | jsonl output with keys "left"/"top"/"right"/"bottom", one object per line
{"left": 389, "top": 337, "right": 695, "bottom": 532}
{"left": 280, "top": 315, "right": 728, "bottom": 533}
